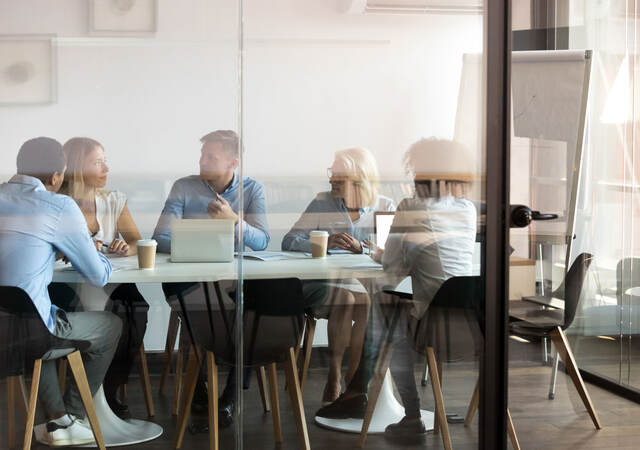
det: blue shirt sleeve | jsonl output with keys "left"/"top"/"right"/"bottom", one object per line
{"left": 153, "top": 180, "right": 185, "bottom": 254}
{"left": 281, "top": 198, "right": 321, "bottom": 253}
{"left": 53, "top": 197, "right": 112, "bottom": 286}
{"left": 241, "top": 182, "right": 270, "bottom": 251}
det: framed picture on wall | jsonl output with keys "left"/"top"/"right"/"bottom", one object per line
{"left": 90, "top": 0, "right": 158, "bottom": 35}
{"left": 0, "top": 35, "right": 56, "bottom": 106}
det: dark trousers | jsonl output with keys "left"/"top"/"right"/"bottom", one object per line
{"left": 347, "top": 301, "right": 422, "bottom": 419}
{"left": 103, "top": 283, "right": 149, "bottom": 397}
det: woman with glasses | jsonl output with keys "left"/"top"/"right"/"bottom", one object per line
{"left": 50, "top": 137, "right": 148, "bottom": 420}
{"left": 282, "top": 147, "right": 394, "bottom": 404}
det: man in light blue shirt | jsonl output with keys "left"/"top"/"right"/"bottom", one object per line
{"left": 0, "top": 137, "right": 122, "bottom": 447}
{"left": 152, "top": 130, "right": 269, "bottom": 252}
{"left": 153, "top": 130, "right": 269, "bottom": 430}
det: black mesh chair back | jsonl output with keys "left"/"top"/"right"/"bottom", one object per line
{"left": 562, "top": 253, "right": 594, "bottom": 329}
{"left": 0, "top": 286, "right": 88, "bottom": 379}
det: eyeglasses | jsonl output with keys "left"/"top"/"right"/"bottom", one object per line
{"left": 327, "top": 168, "right": 364, "bottom": 185}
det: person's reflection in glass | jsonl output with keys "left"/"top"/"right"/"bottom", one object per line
{"left": 317, "top": 138, "right": 476, "bottom": 438}
{"left": 282, "top": 147, "right": 394, "bottom": 403}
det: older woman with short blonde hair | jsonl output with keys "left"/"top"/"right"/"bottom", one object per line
{"left": 282, "top": 146, "right": 395, "bottom": 403}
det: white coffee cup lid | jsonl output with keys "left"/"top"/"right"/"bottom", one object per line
{"left": 310, "top": 230, "right": 329, "bottom": 237}
{"left": 137, "top": 239, "right": 157, "bottom": 247}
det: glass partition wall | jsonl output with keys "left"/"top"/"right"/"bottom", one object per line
{"left": 239, "top": 1, "right": 490, "bottom": 449}
{"left": 565, "top": 0, "right": 640, "bottom": 393}
{"left": 0, "top": 1, "right": 511, "bottom": 449}
{"left": 507, "top": 1, "right": 640, "bottom": 449}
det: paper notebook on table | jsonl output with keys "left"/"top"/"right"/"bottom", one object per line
{"left": 241, "top": 251, "right": 303, "bottom": 261}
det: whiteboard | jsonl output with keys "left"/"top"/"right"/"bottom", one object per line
{"left": 454, "top": 49, "right": 592, "bottom": 271}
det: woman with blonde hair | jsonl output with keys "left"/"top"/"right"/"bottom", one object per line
{"left": 282, "top": 147, "right": 395, "bottom": 403}
{"left": 52, "top": 137, "right": 148, "bottom": 420}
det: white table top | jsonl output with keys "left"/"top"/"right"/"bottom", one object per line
{"left": 53, "top": 252, "right": 384, "bottom": 284}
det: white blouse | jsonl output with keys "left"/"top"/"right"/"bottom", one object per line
{"left": 92, "top": 190, "right": 127, "bottom": 245}
{"left": 78, "top": 190, "right": 127, "bottom": 311}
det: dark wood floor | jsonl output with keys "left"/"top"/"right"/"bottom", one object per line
{"left": 3, "top": 344, "right": 640, "bottom": 449}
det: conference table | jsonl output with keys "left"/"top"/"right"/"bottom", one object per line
{"left": 45, "top": 252, "right": 431, "bottom": 446}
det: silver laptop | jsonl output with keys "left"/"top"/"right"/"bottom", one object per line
{"left": 170, "top": 219, "right": 234, "bottom": 262}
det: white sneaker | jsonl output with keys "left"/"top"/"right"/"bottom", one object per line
{"left": 40, "top": 414, "right": 96, "bottom": 447}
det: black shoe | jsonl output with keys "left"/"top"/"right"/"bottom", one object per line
{"left": 106, "top": 395, "right": 132, "bottom": 421}
{"left": 218, "top": 390, "right": 235, "bottom": 428}
{"left": 384, "top": 416, "right": 427, "bottom": 436}
{"left": 315, "top": 393, "right": 367, "bottom": 419}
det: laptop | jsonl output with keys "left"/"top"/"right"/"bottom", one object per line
{"left": 373, "top": 211, "right": 395, "bottom": 249}
{"left": 170, "top": 219, "right": 234, "bottom": 262}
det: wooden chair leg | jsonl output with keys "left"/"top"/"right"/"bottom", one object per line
{"left": 267, "top": 362, "right": 282, "bottom": 443}
{"left": 22, "top": 361, "right": 42, "bottom": 450}
{"left": 160, "top": 310, "right": 180, "bottom": 394}
{"left": 7, "top": 377, "right": 16, "bottom": 449}
{"left": 172, "top": 348, "right": 184, "bottom": 416}
{"left": 206, "top": 352, "right": 219, "bottom": 450}
{"left": 427, "top": 347, "right": 452, "bottom": 450}
{"left": 57, "top": 358, "right": 67, "bottom": 394}
{"left": 66, "top": 351, "right": 106, "bottom": 450}
{"left": 17, "top": 376, "right": 29, "bottom": 423}
{"left": 550, "top": 326, "right": 602, "bottom": 429}
{"left": 507, "top": 408, "right": 521, "bottom": 450}
{"left": 175, "top": 346, "right": 202, "bottom": 449}
{"left": 358, "top": 340, "right": 394, "bottom": 448}
{"left": 284, "top": 347, "right": 311, "bottom": 450}
{"left": 465, "top": 378, "right": 480, "bottom": 427}
{"left": 433, "top": 357, "right": 443, "bottom": 435}
{"left": 256, "top": 366, "right": 271, "bottom": 412}
{"left": 138, "top": 344, "right": 155, "bottom": 417}
{"left": 300, "top": 317, "right": 316, "bottom": 392}
{"left": 287, "top": 319, "right": 308, "bottom": 393}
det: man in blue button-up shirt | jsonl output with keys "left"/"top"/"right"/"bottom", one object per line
{"left": 0, "top": 137, "right": 122, "bottom": 446}
{"left": 152, "top": 130, "right": 269, "bottom": 252}
{"left": 153, "top": 130, "right": 269, "bottom": 430}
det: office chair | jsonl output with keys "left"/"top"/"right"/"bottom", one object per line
{"left": 0, "top": 286, "right": 106, "bottom": 450}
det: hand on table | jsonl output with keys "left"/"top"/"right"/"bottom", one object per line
{"left": 207, "top": 194, "right": 239, "bottom": 224}
{"left": 328, "top": 232, "right": 362, "bottom": 254}
{"left": 106, "top": 238, "right": 130, "bottom": 256}
{"left": 93, "top": 239, "right": 104, "bottom": 252}
{"left": 363, "top": 239, "right": 383, "bottom": 263}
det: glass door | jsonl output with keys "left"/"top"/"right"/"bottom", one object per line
{"left": 237, "top": 1, "right": 511, "bottom": 449}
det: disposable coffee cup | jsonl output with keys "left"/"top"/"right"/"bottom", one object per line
{"left": 310, "top": 230, "right": 329, "bottom": 258}
{"left": 137, "top": 239, "right": 157, "bottom": 270}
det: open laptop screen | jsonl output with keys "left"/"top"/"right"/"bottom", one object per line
{"left": 374, "top": 211, "right": 395, "bottom": 249}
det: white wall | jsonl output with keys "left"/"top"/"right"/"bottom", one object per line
{"left": 1, "top": 0, "right": 482, "bottom": 178}
{"left": 0, "top": 0, "right": 483, "bottom": 350}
